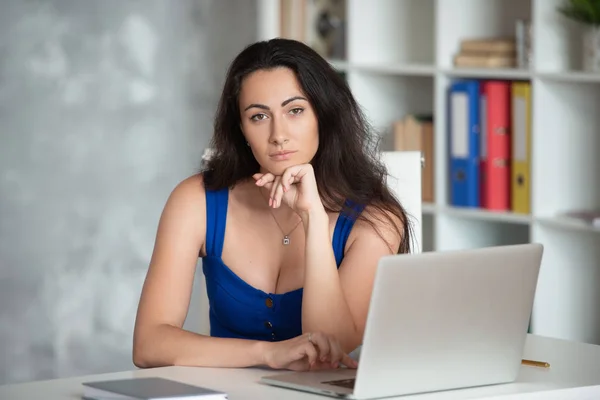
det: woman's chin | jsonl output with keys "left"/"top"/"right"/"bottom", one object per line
{"left": 261, "top": 160, "right": 298, "bottom": 176}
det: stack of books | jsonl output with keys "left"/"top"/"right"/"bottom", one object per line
{"left": 454, "top": 37, "right": 517, "bottom": 68}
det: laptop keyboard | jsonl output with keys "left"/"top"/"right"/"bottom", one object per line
{"left": 322, "top": 378, "right": 356, "bottom": 389}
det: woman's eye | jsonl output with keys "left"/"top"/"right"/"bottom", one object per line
{"left": 289, "top": 107, "right": 304, "bottom": 115}
{"left": 251, "top": 113, "right": 267, "bottom": 121}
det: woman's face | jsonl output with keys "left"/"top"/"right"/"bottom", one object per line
{"left": 239, "top": 67, "right": 319, "bottom": 176}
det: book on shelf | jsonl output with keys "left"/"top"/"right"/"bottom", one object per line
{"left": 447, "top": 78, "right": 531, "bottom": 214}
{"left": 511, "top": 81, "right": 531, "bottom": 214}
{"left": 454, "top": 37, "right": 517, "bottom": 68}
{"left": 81, "top": 377, "right": 227, "bottom": 400}
{"left": 480, "top": 80, "right": 511, "bottom": 211}
{"left": 392, "top": 114, "right": 435, "bottom": 203}
{"left": 448, "top": 80, "right": 481, "bottom": 208}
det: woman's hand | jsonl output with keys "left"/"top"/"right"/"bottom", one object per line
{"left": 263, "top": 332, "right": 358, "bottom": 371}
{"left": 253, "top": 164, "right": 323, "bottom": 216}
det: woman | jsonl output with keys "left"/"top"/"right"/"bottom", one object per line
{"left": 133, "top": 38, "right": 412, "bottom": 372}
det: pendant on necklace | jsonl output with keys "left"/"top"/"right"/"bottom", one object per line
{"left": 283, "top": 236, "right": 290, "bottom": 245}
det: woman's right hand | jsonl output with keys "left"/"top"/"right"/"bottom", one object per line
{"left": 263, "top": 332, "right": 359, "bottom": 371}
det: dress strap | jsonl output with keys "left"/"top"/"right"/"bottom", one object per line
{"left": 204, "top": 187, "right": 229, "bottom": 258}
{"left": 332, "top": 201, "right": 364, "bottom": 267}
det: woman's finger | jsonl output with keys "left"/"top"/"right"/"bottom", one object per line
{"left": 325, "top": 336, "right": 343, "bottom": 366}
{"left": 308, "top": 332, "right": 332, "bottom": 364}
{"left": 340, "top": 352, "right": 358, "bottom": 369}
{"left": 303, "top": 341, "right": 318, "bottom": 368}
{"left": 280, "top": 168, "right": 296, "bottom": 192}
{"left": 269, "top": 176, "right": 282, "bottom": 207}
{"left": 255, "top": 173, "right": 275, "bottom": 202}
{"left": 256, "top": 172, "right": 275, "bottom": 186}
{"left": 281, "top": 165, "right": 307, "bottom": 191}
{"left": 273, "top": 181, "right": 286, "bottom": 208}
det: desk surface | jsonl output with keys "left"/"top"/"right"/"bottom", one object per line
{"left": 1, "top": 334, "right": 600, "bottom": 400}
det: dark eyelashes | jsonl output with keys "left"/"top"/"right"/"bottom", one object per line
{"left": 249, "top": 107, "right": 304, "bottom": 121}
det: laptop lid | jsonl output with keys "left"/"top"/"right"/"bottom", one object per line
{"left": 352, "top": 243, "right": 543, "bottom": 399}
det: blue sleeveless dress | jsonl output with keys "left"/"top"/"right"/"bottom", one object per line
{"left": 201, "top": 187, "right": 360, "bottom": 342}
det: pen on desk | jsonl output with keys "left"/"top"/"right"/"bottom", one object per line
{"left": 522, "top": 359, "right": 550, "bottom": 368}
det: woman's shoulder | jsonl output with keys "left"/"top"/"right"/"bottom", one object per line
{"left": 346, "top": 202, "right": 405, "bottom": 254}
{"left": 160, "top": 173, "right": 209, "bottom": 222}
{"left": 169, "top": 173, "right": 207, "bottom": 201}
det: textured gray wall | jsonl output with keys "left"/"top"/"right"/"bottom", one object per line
{"left": 0, "top": 0, "right": 257, "bottom": 385}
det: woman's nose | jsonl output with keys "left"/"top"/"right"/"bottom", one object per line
{"left": 269, "top": 116, "right": 290, "bottom": 145}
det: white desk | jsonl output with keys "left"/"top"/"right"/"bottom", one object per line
{"left": 1, "top": 334, "right": 600, "bottom": 400}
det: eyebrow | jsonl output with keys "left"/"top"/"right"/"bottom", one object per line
{"left": 243, "top": 96, "right": 307, "bottom": 112}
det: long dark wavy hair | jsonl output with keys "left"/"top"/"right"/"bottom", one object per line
{"left": 203, "top": 38, "right": 413, "bottom": 254}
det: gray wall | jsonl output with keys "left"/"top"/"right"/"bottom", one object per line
{"left": 0, "top": 0, "right": 257, "bottom": 386}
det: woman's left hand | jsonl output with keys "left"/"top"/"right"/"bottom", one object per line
{"left": 253, "top": 164, "right": 323, "bottom": 216}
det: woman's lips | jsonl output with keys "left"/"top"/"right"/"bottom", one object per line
{"left": 269, "top": 150, "right": 297, "bottom": 161}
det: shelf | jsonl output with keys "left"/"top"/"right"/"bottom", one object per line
{"left": 436, "top": 0, "right": 531, "bottom": 69}
{"left": 420, "top": 202, "right": 533, "bottom": 225}
{"left": 424, "top": 204, "right": 600, "bottom": 232}
{"left": 440, "top": 206, "right": 532, "bottom": 225}
{"left": 536, "top": 216, "right": 600, "bottom": 234}
{"left": 336, "top": 63, "right": 600, "bottom": 83}
{"left": 351, "top": 63, "right": 436, "bottom": 76}
{"left": 348, "top": 0, "right": 434, "bottom": 65}
{"left": 536, "top": 71, "right": 600, "bottom": 83}
{"left": 443, "top": 67, "right": 532, "bottom": 80}
{"left": 347, "top": 72, "right": 433, "bottom": 150}
{"left": 532, "top": 80, "right": 600, "bottom": 217}
{"left": 436, "top": 214, "right": 530, "bottom": 251}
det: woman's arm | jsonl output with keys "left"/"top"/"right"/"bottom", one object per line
{"left": 257, "top": 164, "right": 403, "bottom": 355}
{"left": 132, "top": 175, "right": 266, "bottom": 368}
{"left": 301, "top": 205, "right": 402, "bottom": 354}
{"left": 300, "top": 206, "right": 356, "bottom": 351}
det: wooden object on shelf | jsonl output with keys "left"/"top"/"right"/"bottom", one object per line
{"left": 460, "top": 38, "right": 516, "bottom": 54}
{"left": 279, "top": 0, "right": 307, "bottom": 42}
{"left": 454, "top": 53, "right": 516, "bottom": 67}
{"left": 393, "top": 114, "right": 435, "bottom": 203}
{"left": 454, "top": 37, "right": 517, "bottom": 68}
{"left": 279, "top": 0, "right": 346, "bottom": 59}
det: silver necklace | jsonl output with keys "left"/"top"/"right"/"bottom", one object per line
{"left": 268, "top": 209, "right": 302, "bottom": 245}
{"left": 257, "top": 185, "right": 302, "bottom": 245}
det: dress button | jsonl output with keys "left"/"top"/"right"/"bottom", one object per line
{"left": 265, "top": 297, "right": 273, "bottom": 308}
{"left": 264, "top": 321, "right": 273, "bottom": 329}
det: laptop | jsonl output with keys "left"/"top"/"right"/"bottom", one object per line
{"left": 261, "top": 243, "right": 544, "bottom": 399}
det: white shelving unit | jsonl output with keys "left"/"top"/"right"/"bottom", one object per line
{"left": 258, "top": 0, "right": 600, "bottom": 346}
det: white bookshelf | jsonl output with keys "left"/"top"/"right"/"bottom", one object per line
{"left": 258, "top": 0, "right": 600, "bottom": 346}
